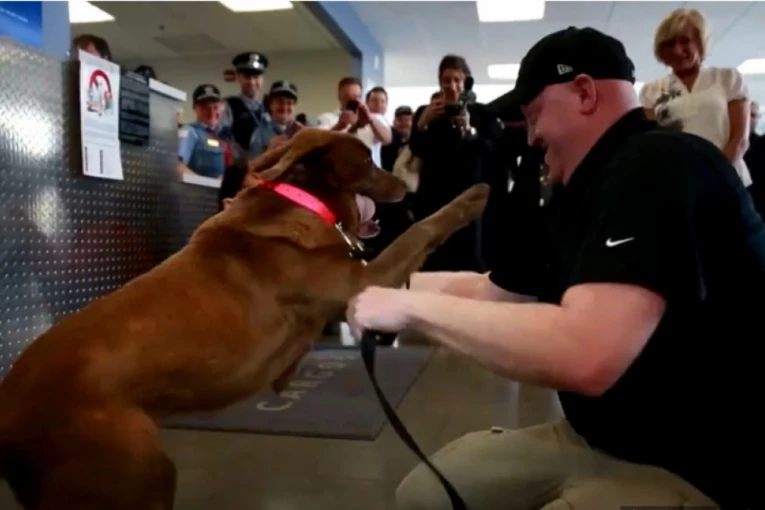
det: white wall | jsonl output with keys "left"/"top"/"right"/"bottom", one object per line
{"left": 120, "top": 50, "right": 355, "bottom": 123}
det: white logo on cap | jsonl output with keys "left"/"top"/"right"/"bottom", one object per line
{"left": 249, "top": 54, "right": 262, "bottom": 69}
{"left": 204, "top": 86, "right": 214, "bottom": 95}
{"left": 557, "top": 64, "right": 573, "bottom": 75}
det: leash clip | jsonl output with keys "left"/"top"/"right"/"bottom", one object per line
{"left": 335, "top": 222, "right": 366, "bottom": 260}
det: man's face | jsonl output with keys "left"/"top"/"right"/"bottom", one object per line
{"left": 522, "top": 82, "right": 590, "bottom": 185}
{"left": 440, "top": 68, "right": 466, "bottom": 104}
{"left": 367, "top": 91, "right": 387, "bottom": 115}
{"left": 269, "top": 95, "right": 296, "bottom": 125}
{"left": 194, "top": 99, "right": 223, "bottom": 127}
{"left": 339, "top": 84, "right": 362, "bottom": 108}
{"left": 238, "top": 72, "right": 264, "bottom": 98}
{"left": 393, "top": 114, "right": 412, "bottom": 136}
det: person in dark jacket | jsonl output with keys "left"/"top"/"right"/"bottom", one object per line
{"left": 409, "top": 55, "right": 503, "bottom": 272}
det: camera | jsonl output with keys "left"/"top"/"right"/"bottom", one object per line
{"left": 345, "top": 100, "right": 360, "bottom": 112}
{"left": 445, "top": 76, "right": 478, "bottom": 140}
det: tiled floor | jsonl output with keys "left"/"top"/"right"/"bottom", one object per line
{"left": 0, "top": 348, "right": 561, "bottom": 510}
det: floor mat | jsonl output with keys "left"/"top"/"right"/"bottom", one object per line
{"left": 161, "top": 346, "right": 433, "bottom": 440}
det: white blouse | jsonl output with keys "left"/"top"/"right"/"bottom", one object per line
{"left": 640, "top": 67, "right": 752, "bottom": 187}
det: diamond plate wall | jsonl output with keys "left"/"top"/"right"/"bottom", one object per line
{"left": 0, "top": 38, "right": 218, "bottom": 378}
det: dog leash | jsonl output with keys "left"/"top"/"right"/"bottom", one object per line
{"left": 360, "top": 331, "right": 468, "bottom": 510}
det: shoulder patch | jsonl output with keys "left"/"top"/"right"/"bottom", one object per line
{"left": 178, "top": 128, "right": 189, "bottom": 138}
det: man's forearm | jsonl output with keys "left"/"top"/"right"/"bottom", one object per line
{"left": 404, "top": 292, "right": 591, "bottom": 392}
{"left": 409, "top": 272, "right": 481, "bottom": 296}
{"left": 723, "top": 136, "right": 749, "bottom": 162}
{"left": 368, "top": 116, "right": 392, "bottom": 145}
{"left": 410, "top": 272, "right": 535, "bottom": 302}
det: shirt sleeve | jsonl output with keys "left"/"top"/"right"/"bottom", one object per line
{"left": 408, "top": 105, "right": 432, "bottom": 158}
{"left": 638, "top": 81, "right": 658, "bottom": 109}
{"left": 718, "top": 68, "right": 749, "bottom": 102}
{"left": 178, "top": 126, "right": 197, "bottom": 164}
{"left": 567, "top": 140, "right": 706, "bottom": 302}
{"left": 371, "top": 113, "right": 391, "bottom": 142}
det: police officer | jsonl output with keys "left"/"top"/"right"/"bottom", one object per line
{"left": 178, "top": 84, "right": 240, "bottom": 180}
{"left": 249, "top": 80, "right": 302, "bottom": 160}
{"left": 221, "top": 51, "right": 270, "bottom": 152}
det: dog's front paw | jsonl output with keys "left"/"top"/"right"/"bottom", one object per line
{"left": 451, "top": 183, "right": 490, "bottom": 220}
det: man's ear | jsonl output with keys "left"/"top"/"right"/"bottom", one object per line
{"left": 572, "top": 74, "right": 598, "bottom": 114}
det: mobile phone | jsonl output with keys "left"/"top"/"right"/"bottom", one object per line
{"left": 345, "top": 100, "right": 360, "bottom": 112}
{"left": 443, "top": 103, "right": 462, "bottom": 117}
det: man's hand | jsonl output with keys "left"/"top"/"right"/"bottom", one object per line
{"left": 287, "top": 121, "right": 304, "bottom": 137}
{"left": 267, "top": 135, "right": 289, "bottom": 150}
{"left": 346, "top": 287, "right": 415, "bottom": 339}
{"left": 356, "top": 102, "right": 372, "bottom": 128}
{"left": 335, "top": 110, "right": 357, "bottom": 131}
{"left": 418, "top": 100, "right": 445, "bottom": 130}
{"left": 453, "top": 110, "right": 470, "bottom": 128}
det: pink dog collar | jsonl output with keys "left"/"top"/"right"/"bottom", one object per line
{"left": 257, "top": 180, "right": 337, "bottom": 224}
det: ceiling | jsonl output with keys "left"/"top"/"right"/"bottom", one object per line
{"left": 350, "top": 1, "right": 765, "bottom": 93}
{"left": 70, "top": 1, "right": 341, "bottom": 62}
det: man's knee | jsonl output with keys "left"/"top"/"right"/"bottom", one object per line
{"left": 394, "top": 431, "right": 486, "bottom": 510}
{"left": 396, "top": 464, "right": 452, "bottom": 510}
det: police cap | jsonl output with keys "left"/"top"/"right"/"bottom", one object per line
{"left": 232, "top": 52, "right": 269, "bottom": 75}
{"left": 268, "top": 80, "right": 298, "bottom": 101}
{"left": 192, "top": 84, "right": 222, "bottom": 103}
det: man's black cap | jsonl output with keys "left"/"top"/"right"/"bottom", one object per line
{"left": 193, "top": 84, "right": 222, "bottom": 103}
{"left": 488, "top": 27, "right": 636, "bottom": 121}
{"left": 268, "top": 80, "right": 298, "bottom": 100}
{"left": 233, "top": 52, "right": 269, "bottom": 74}
{"left": 394, "top": 106, "right": 413, "bottom": 117}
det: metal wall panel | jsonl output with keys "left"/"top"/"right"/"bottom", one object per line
{"left": 0, "top": 38, "right": 218, "bottom": 378}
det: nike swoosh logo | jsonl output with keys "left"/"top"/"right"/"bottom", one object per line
{"left": 606, "top": 237, "right": 635, "bottom": 248}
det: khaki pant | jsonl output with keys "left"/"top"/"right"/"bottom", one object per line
{"left": 396, "top": 420, "right": 718, "bottom": 510}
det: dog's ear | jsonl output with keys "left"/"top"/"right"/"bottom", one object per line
{"left": 248, "top": 128, "right": 338, "bottom": 181}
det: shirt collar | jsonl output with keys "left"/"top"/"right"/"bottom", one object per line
{"left": 564, "top": 108, "right": 656, "bottom": 197}
{"left": 192, "top": 121, "right": 218, "bottom": 133}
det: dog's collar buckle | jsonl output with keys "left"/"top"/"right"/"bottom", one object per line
{"left": 335, "top": 222, "right": 366, "bottom": 260}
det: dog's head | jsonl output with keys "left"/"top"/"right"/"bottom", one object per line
{"left": 247, "top": 128, "right": 408, "bottom": 204}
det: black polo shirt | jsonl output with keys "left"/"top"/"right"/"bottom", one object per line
{"left": 490, "top": 109, "right": 764, "bottom": 508}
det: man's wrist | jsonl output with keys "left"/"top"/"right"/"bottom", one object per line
{"left": 401, "top": 290, "right": 424, "bottom": 330}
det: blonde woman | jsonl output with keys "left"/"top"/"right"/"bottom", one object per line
{"left": 640, "top": 9, "right": 752, "bottom": 186}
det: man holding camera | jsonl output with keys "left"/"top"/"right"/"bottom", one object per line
{"left": 316, "top": 77, "right": 392, "bottom": 167}
{"left": 409, "top": 55, "right": 505, "bottom": 273}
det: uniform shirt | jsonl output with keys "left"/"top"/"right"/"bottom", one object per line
{"left": 178, "top": 122, "right": 234, "bottom": 179}
{"left": 248, "top": 122, "right": 287, "bottom": 160}
{"left": 489, "top": 108, "right": 763, "bottom": 508}
{"left": 315, "top": 111, "right": 388, "bottom": 167}
{"left": 220, "top": 95, "right": 268, "bottom": 151}
{"left": 640, "top": 67, "right": 753, "bottom": 186}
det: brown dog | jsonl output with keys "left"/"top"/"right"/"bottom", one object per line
{"left": 0, "top": 128, "right": 490, "bottom": 509}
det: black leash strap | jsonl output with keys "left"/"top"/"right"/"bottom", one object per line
{"left": 361, "top": 332, "right": 468, "bottom": 510}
